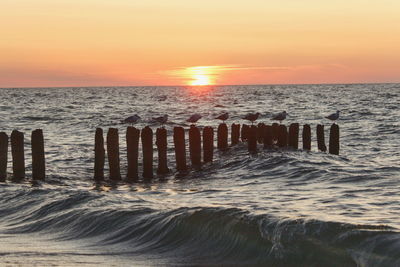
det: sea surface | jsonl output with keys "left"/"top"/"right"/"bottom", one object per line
{"left": 0, "top": 84, "right": 399, "bottom": 266}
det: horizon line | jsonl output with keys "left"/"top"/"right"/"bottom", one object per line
{"left": 0, "top": 81, "right": 399, "bottom": 90}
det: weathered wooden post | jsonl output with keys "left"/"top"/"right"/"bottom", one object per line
{"left": 329, "top": 124, "right": 340, "bottom": 155}
{"left": 94, "top": 128, "right": 105, "bottom": 181}
{"left": 31, "top": 129, "right": 45, "bottom": 181}
{"left": 203, "top": 126, "right": 214, "bottom": 163}
{"left": 107, "top": 128, "right": 121, "bottom": 181}
{"left": 271, "top": 123, "right": 279, "bottom": 145}
{"left": 263, "top": 125, "right": 273, "bottom": 148}
{"left": 217, "top": 123, "right": 228, "bottom": 150}
{"left": 0, "top": 132, "right": 8, "bottom": 182}
{"left": 141, "top": 126, "right": 153, "bottom": 180}
{"left": 277, "top": 125, "right": 288, "bottom": 147}
{"left": 126, "top": 126, "right": 140, "bottom": 181}
{"left": 316, "top": 124, "right": 327, "bottom": 152}
{"left": 241, "top": 124, "right": 249, "bottom": 142}
{"left": 156, "top": 128, "right": 169, "bottom": 175}
{"left": 257, "top": 123, "right": 265, "bottom": 144}
{"left": 189, "top": 125, "right": 201, "bottom": 167}
{"left": 248, "top": 125, "right": 258, "bottom": 152}
{"left": 173, "top": 127, "right": 187, "bottom": 172}
{"left": 10, "top": 130, "right": 25, "bottom": 181}
{"left": 302, "top": 124, "right": 311, "bottom": 150}
{"left": 231, "top": 123, "right": 240, "bottom": 145}
{"left": 288, "top": 123, "right": 299, "bottom": 149}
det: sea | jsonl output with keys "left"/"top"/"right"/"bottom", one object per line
{"left": 0, "top": 84, "right": 399, "bottom": 266}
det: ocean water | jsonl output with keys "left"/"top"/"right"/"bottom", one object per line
{"left": 0, "top": 84, "right": 399, "bottom": 266}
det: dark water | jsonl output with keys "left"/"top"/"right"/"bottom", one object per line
{"left": 0, "top": 84, "right": 399, "bottom": 266}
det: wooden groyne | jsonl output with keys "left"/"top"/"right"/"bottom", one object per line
{"left": 0, "top": 123, "right": 340, "bottom": 183}
{"left": 93, "top": 123, "right": 340, "bottom": 182}
{"left": 0, "top": 129, "right": 45, "bottom": 182}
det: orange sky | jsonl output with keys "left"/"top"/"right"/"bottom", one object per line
{"left": 1, "top": 0, "right": 400, "bottom": 87}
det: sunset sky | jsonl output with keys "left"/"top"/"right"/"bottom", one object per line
{"left": 1, "top": 0, "right": 399, "bottom": 87}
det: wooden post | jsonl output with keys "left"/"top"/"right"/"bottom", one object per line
{"left": 329, "top": 124, "right": 340, "bottom": 155}
{"left": 107, "top": 128, "right": 121, "bottom": 181}
{"left": 271, "top": 123, "right": 279, "bottom": 145}
{"left": 217, "top": 123, "right": 228, "bottom": 150}
{"left": 126, "top": 126, "right": 140, "bottom": 181}
{"left": 0, "top": 132, "right": 8, "bottom": 182}
{"left": 302, "top": 124, "right": 311, "bottom": 151}
{"left": 156, "top": 128, "right": 169, "bottom": 175}
{"left": 189, "top": 125, "right": 201, "bottom": 167}
{"left": 288, "top": 123, "right": 299, "bottom": 149}
{"left": 10, "top": 130, "right": 25, "bottom": 181}
{"left": 231, "top": 123, "right": 240, "bottom": 145}
{"left": 257, "top": 123, "right": 265, "bottom": 144}
{"left": 94, "top": 128, "right": 105, "bottom": 181}
{"left": 248, "top": 125, "right": 258, "bottom": 152}
{"left": 263, "top": 125, "right": 273, "bottom": 148}
{"left": 241, "top": 124, "right": 249, "bottom": 142}
{"left": 277, "top": 125, "right": 288, "bottom": 147}
{"left": 141, "top": 126, "right": 153, "bottom": 180}
{"left": 173, "top": 127, "right": 187, "bottom": 172}
{"left": 203, "top": 127, "right": 214, "bottom": 163}
{"left": 316, "top": 124, "right": 327, "bottom": 152}
{"left": 31, "top": 129, "right": 45, "bottom": 181}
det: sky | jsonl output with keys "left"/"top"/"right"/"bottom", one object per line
{"left": 1, "top": 0, "right": 400, "bottom": 87}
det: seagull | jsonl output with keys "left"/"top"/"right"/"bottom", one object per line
{"left": 243, "top": 112, "right": 260, "bottom": 124}
{"left": 271, "top": 111, "right": 287, "bottom": 123}
{"left": 326, "top": 110, "right": 340, "bottom": 122}
{"left": 123, "top": 114, "right": 141, "bottom": 124}
{"left": 152, "top": 114, "right": 168, "bottom": 127}
{"left": 187, "top": 114, "right": 202, "bottom": 123}
{"left": 215, "top": 112, "right": 229, "bottom": 122}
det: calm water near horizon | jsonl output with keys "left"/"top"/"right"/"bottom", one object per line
{"left": 0, "top": 84, "right": 399, "bottom": 266}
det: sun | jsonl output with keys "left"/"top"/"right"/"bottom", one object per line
{"left": 186, "top": 66, "right": 215, "bottom": 86}
{"left": 165, "top": 65, "right": 220, "bottom": 86}
{"left": 190, "top": 74, "right": 211, "bottom": 86}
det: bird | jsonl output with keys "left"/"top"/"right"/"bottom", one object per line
{"left": 326, "top": 110, "right": 340, "bottom": 122}
{"left": 187, "top": 114, "right": 202, "bottom": 123}
{"left": 215, "top": 112, "right": 229, "bottom": 121}
{"left": 152, "top": 114, "right": 168, "bottom": 126}
{"left": 123, "top": 114, "right": 141, "bottom": 124}
{"left": 243, "top": 112, "right": 260, "bottom": 124}
{"left": 271, "top": 111, "right": 287, "bottom": 123}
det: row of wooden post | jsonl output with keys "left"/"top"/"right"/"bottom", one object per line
{"left": 0, "top": 129, "right": 45, "bottom": 182}
{"left": 94, "top": 123, "right": 339, "bottom": 182}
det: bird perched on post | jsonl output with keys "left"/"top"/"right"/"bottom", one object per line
{"left": 271, "top": 111, "right": 287, "bottom": 123}
{"left": 123, "top": 114, "right": 141, "bottom": 124}
{"left": 152, "top": 114, "right": 168, "bottom": 127}
{"left": 325, "top": 110, "right": 340, "bottom": 122}
{"left": 187, "top": 114, "right": 202, "bottom": 124}
{"left": 243, "top": 112, "right": 260, "bottom": 124}
{"left": 215, "top": 112, "right": 229, "bottom": 122}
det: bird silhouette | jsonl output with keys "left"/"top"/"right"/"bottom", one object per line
{"left": 271, "top": 111, "right": 287, "bottom": 123}
{"left": 243, "top": 112, "right": 260, "bottom": 124}
{"left": 326, "top": 110, "right": 340, "bottom": 122}
{"left": 215, "top": 112, "right": 229, "bottom": 122}
{"left": 152, "top": 114, "right": 168, "bottom": 127}
{"left": 187, "top": 114, "right": 202, "bottom": 123}
{"left": 123, "top": 114, "right": 141, "bottom": 124}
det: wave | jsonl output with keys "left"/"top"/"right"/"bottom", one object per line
{"left": 1, "top": 188, "right": 399, "bottom": 266}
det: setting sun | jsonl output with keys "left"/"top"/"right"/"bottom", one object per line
{"left": 190, "top": 74, "right": 211, "bottom": 86}
{"left": 187, "top": 66, "right": 215, "bottom": 86}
